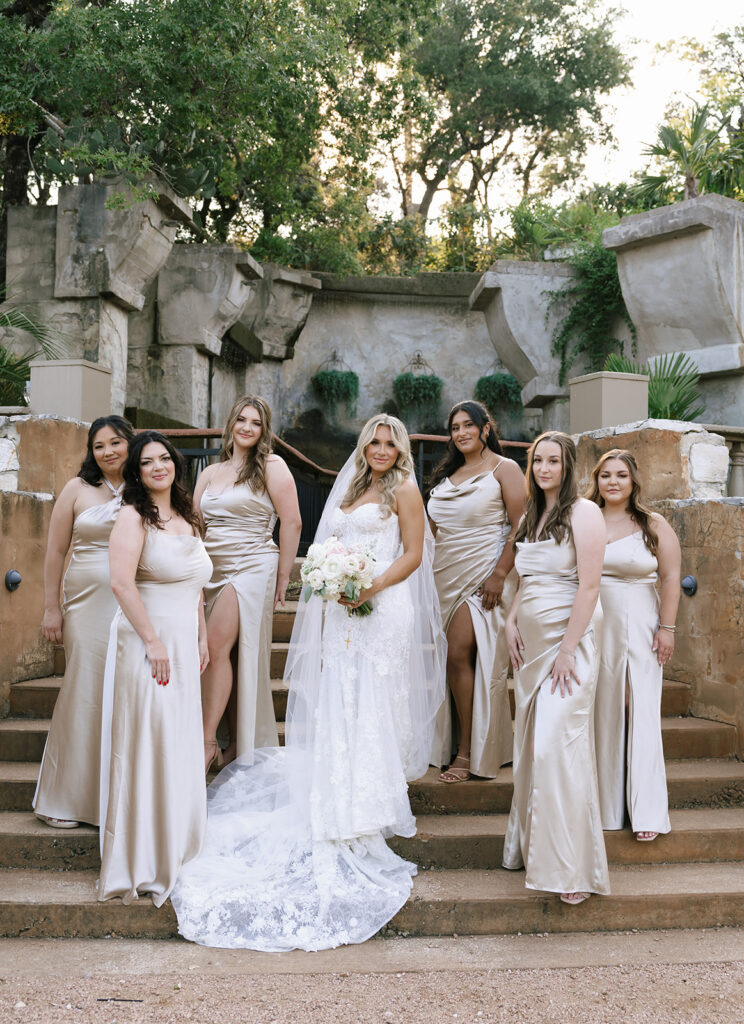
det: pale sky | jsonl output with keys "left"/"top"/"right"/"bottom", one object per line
{"left": 583, "top": 0, "right": 741, "bottom": 185}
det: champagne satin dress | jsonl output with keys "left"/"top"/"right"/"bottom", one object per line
{"left": 201, "top": 482, "right": 280, "bottom": 759}
{"left": 34, "top": 489, "right": 121, "bottom": 826}
{"left": 427, "top": 471, "right": 515, "bottom": 776}
{"left": 502, "top": 535, "right": 610, "bottom": 896}
{"left": 98, "top": 529, "right": 212, "bottom": 907}
{"left": 595, "top": 532, "right": 670, "bottom": 835}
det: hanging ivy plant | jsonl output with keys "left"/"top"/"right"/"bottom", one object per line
{"left": 311, "top": 369, "right": 359, "bottom": 418}
{"left": 393, "top": 372, "right": 443, "bottom": 424}
{"left": 474, "top": 374, "right": 522, "bottom": 418}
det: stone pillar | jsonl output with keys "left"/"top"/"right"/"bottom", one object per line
{"left": 150, "top": 245, "right": 263, "bottom": 425}
{"left": 0, "top": 181, "right": 192, "bottom": 414}
{"left": 469, "top": 260, "right": 583, "bottom": 431}
{"left": 569, "top": 371, "right": 648, "bottom": 433}
{"left": 603, "top": 194, "right": 744, "bottom": 425}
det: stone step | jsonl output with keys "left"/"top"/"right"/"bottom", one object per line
{"left": 8, "top": 674, "right": 691, "bottom": 724}
{"left": 388, "top": 862, "right": 744, "bottom": 937}
{"left": 0, "top": 719, "right": 285, "bottom": 763}
{"left": 391, "top": 807, "right": 744, "bottom": 869}
{"left": 2, "top": 758, "right": 742, "bottom": 816}
{"left": 3, "top": 807, "right": 743, "bottom": 873}
{"left": 9, "top": 676, "right": 292, "bottom": 722}
{"left": 2, "top": 861, "right": 744, "bottom": 939}
{"left": 1, "top": 709, "right": 728, "bottom": 764}
{"left": 408, "top": 761, "right": 744, "bottom": 816}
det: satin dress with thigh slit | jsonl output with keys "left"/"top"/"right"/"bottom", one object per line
{"left": 34, "top": 493, "right": 121, "bottom": 826}
{"left": 201, "top": 482, "right": 279, "bottom": 760}
{"left": 427, "top": 471, "right": 515, "bottom": 776}
{"left": 595, "top": 532, "right": 670, "bottom": 834}
{"left": 502, "top": 536, "right": 610, "bottom": 896}
{"left": 98, "top": 528, "right": 212, "bottom": 907}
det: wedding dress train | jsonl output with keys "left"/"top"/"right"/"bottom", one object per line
{"left": 171, "top": 488, "right": 446, "bottom": 951}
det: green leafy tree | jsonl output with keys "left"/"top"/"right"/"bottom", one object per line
{"left": 375, "top": 0, "right": 630, "bottom": 220}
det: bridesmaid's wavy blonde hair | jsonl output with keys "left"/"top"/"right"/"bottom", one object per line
{"left": 342, "top": 414, "right": 414, "bottom": 518}
{"left": 220, "top": 395, "right": 273, "bottom": 493}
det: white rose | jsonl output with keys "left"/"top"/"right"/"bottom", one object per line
{"left": 343, "top": 553, "right": 361, "bottom": 575}
{"left": 306, "top": 543, "right": 324, "bottom": 561}
{"left": 323, "top": 553, "right": 345, "bottom": 580}
{"left": 307, "top": 569, "right": 324, "bottom": 590}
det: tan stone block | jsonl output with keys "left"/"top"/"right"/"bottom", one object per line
{"left": 0, "top": 491, "right": 55, "bottom": 711}
{"left": 14, "top": 417, "right": 88, "bottom": 497}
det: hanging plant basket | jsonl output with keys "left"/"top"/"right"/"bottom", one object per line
{"left": 474, "top": 373, "right": 522, "bottom": 419}
{"left": 393, "top": 355, "right": 443, "bottom": 425}
{"left": 311, "top": 365, "right": 359, "bottom": 419}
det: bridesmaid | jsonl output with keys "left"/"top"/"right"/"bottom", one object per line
{"left": 34, "top": 414, "right": 134, "bottom": 829}
{"left": 427, "top": 401, "right": 525, "bottom": 781}
{"left": 99, "top": 432, "right": 211, "bottom": 906}
{"left": 589, "top": 449, "right": 681, "bottom": 841}
{"left": 196, "top": 395, "right": 301, "bottom": 770}
{"left": 503, "top": 431, "right": 609, "bottom": 905}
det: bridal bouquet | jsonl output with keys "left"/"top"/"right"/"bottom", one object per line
{"left": 301, "top": 536, "right": 376, "bottom": 617}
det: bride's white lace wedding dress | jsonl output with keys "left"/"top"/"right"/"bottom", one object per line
{"left": 171, "top": 500, "right": 445, "bottom": 951}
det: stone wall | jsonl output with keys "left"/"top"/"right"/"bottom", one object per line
{"left": 575, "top": 420, "right": 730, "bottom": 501}
{"left": 0, "top": 416, "right": 89, "bottom": 709}
{"left": 0, "top": 490, "right": 55, "bottom": 712}
{"left": 657, "top": 498, "right": 744, "bottom": 758}
{"left": 603, "top": 195, "right": 744, "bottom": 426}
{"left": 243, "top": 272, "right": 539, "bottom": 463}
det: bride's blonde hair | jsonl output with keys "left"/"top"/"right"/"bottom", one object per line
{"left": 341, "top": 414, "right": 414, "bottom": 517}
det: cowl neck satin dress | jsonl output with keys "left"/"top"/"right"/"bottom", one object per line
{"left": 34, "top": 491, "right": 121, "bottom": 826}
{"left": 98, "top": 527, "right": 212, "bottom": 907}
{"left": 201, "top": 481, "right": 279, "bottom": 760}
{"left": 595, "top": 531, "right": 670, "bottom": 835}
{"left": 502, "top": 534, "right": 609, "bottom": 896}
{"left": 427, "top": 470, "right": 515, "bottom": 775}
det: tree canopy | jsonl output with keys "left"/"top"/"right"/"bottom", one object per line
{"left": 1, "top": 0, "right": 631, "bottom": 276}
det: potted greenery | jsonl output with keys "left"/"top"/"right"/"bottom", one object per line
{"left": 393, "top": 353, "right": 443, "bottom": 428}
{"left": 474, "top": 373, "right": 522, "bottom": 419}
{"left": 311, "top": 352, "right": 359, "bottom": 419}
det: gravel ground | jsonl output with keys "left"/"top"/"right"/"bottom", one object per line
{"left": 1, "top": 961, "right": 743, "bottom": 1024}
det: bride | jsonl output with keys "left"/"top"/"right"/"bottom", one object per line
{"left": 171, "top": 414, "right": 446, "bottom": 950}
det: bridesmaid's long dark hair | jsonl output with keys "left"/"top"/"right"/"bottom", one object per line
{"left": 77, "top": 415, "right": 135, "bottom": 485}
{"left": 587, "top": 448, "right": 659, "bottom": 556}
{"left": 428, "top": 400, "right": 503, "bottom": 493}
{"left": 515, "top": 431, "right": 577, "bottom": 545}
{"left": 122, "top": 432, "right": 202, "bottom": 534}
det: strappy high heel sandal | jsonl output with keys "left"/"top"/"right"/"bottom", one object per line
{"left": 439, "top": 755, "right": 471, "bottom": 784}
{"left": 204, "top": 738, "right": 223, "bottom": 775}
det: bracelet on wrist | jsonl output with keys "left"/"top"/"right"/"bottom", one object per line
{"left": 559, "top": 646, "right": 575, "bottom": 656}
{"left": 659, "top": 624, "right": 676, "bottom": 632}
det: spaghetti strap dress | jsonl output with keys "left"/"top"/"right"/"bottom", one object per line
{"left": 595, "top": 532, "right": 670, "bottom": 834}
{"left": 201, "top": 482, "right": 279, "bottom": 760}
{"left": 34, "top": 489, "right": 121, "bottom": 826}
{"left": 98, "top": 528, "right": 212, "bottom": 906}
{"left": 427, "top": 471, "right": 515, "bottom": 775}
{"left": 502, "top": 535, "right": 609, "bottom": 896}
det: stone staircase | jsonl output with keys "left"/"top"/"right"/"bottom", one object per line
{"left": 1, "top": 594, "right": 743, "bottom": 939}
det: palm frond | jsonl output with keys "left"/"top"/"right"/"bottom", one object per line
{"left": 603, "top": 351, "right": 705, "bottom": 421}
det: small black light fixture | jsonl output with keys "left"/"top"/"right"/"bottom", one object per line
{"left": 681, "top": 574, "right": 698, "bottom": 597}
{"left": 4, "top": 569, "right": 22, "bottom": 592}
